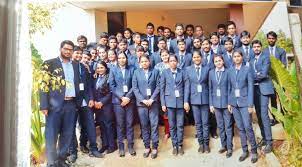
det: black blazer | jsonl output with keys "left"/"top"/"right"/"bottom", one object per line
{"left": 142, "top": 34, "right": 159, "bottom": 53}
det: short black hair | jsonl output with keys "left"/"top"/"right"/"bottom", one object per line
{"left": 177, "top": 38, "right": 186, "bottom": 45}
{"left": 195, "top": 25, "right": 203, "bottom": 30}
{"left": 157, "top": 36, "right": 166, "bottom": 43}
{"left": 251, "top": 39, "right": 262, "bottom": 47}
{"left": 136, "top": 45, "right": 145, "bottom": 52}
{"left": 124, "top": 28, "right": 133, "bottom": 34}
{"left": 175, "top": 23, "right": 184, "bottom": 29}
{"left": 185, "top": 24, "right": 194, "bottom": 31}
{"left": 132, "top": 32, "right": 141, "bottom": 38}
{"left": 225, "top": 21, "right": 236, "bottom": 28}
{"left": 100, "top": 32, "right": 109, "bottom": 38}
{"left": 240, "top": 30, "right": 251, "bottom": 38}
{"left": 108, "top": 35, "right": 117, "bottom": 41}
{"left": 146, "top": 22, "right": 155, "bottom": 28}
{"left": 73, "top": 45, "right": 82, "bottom": 52}
{"left": 266, "top": 31, "right": 278, "bottom": 39}
{"left": 119, "top": 38, "right": 128, "bottom": 45}
{"left": 217, "top": 24, "right": 226, "bottom": 29}
{"left": 77, "top": 35, "right": 87, "bottom": 42}
{"left": 164, "top": 27, "right": 171, "bottom": 32}
{"left": 141, "top": 38, "right": 149, "bottom": 44}
{"left": 201, "top": 38, "right": 212, "bottom": 45}
{"left": 224, "top": 37, "right": 234, "bottom": 45}
{"left": 157, "top": 26, "right": 164, "bottom": 32}
{"left": 209, "top": 32, "right": 219, "bottom": 39}
{"left": 60, "top": 40, "right": 74, "bottom": 49}
{"left": 168, "top": 54, "right": 178, "bottom": 62}
{"left": 82, "top": 50, "right": 91, "bottom": 57}
{"left": 192, "top": 50, "right": 202, "bottom": 57}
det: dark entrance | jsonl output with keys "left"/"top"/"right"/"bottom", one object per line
{"left": 107, "top": 12, "right": 126, "bottom": 36}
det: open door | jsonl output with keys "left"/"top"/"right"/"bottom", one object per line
{"left": 107, "top": 12, "right": 126, "bottom": 36}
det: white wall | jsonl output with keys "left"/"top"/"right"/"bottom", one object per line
{"left": 32, "top": 3, "right": 96, "bottom": 60}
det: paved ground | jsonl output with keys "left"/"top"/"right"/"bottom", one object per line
{"left": 69, "top": 125, "right": 273, "bottom": 167}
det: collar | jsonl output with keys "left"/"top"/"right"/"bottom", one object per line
{"left": 194, "top": 64, "right": 202, "bottom": 69}
{"left": 59, "top": 56, "right": 72, "bottom": 64}
{"left": 177, "top": 35, "right": 185, "bottom": 40}
{"left": 179, "top": 51, "right": 186, "bottom": 55}
{"left": 147, "top": 34, "right": 154, "bottom": 38}
{"left": 235, "top": 64, "right": 242, "bottom": 70}
{"left": 254, "top": 52, "right": 262, "bottom": 59}
{"left": 215, "top": 67, "right": 225, "bottom": 72}
{"left": 269, "top": 45, "right": 276, "bottom": 50}
{"left": 170, "top": 68, "right": 177, "bottom": 73}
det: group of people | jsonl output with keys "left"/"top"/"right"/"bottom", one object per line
{"left": 40, "top": 20, "right": 287, "bottom": 167}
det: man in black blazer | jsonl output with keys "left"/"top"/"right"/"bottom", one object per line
{"left": 40, "top": 40, "right": 81, "bottom": 167}
{"left": 142, "top": 22, "right": 158, "bottom": 53}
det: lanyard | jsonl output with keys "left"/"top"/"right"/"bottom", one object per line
{"left": 216, "top": 71, "right": 223, "bottom": 85}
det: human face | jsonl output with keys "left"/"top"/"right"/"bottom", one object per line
{"left": 146, "top": 26, "right": 154, "bottom": 35}
{"left": 169, "top": 56, "right": 178, "bottom": 70}
{"left": 116, "top": 33, "right": 123, "bottom": 42}
{"left": 177, "top": 42, "right": 185, "bottom": 52}
{"left": 193, "top": 39, "right": 201, "bottom": 49}
{"left": 267, "top": 35, "right": 277, "bottom": 46}
{"left": 136, "top": 50, "right": 144, "bottom": 58}
{"left": 133, "top": 35, "right": 141, "bottom": 44}
{"left": 195, "top": 27, "right": 203, "bottom": 37}
{"left": 161, "top": 51, "right": 169, "bottom": 63}
{"left": 108, "top": 50, "right": 117, "bottom": 62}
{"left": 164, "top": 29, "right": 171, "bottom": 39}
{"left": 96, "top": 63, "right": 107, "bottom": 75}
{"left": 118, "top": 42, "right": 127, "bottom": 52}
{"left": 124, "top": 30, "right": 131, "bottom": 39}
{"left": 109, "top": 39, "right": 117, "bottom": 49}
{"left": 98, "top": 48, "right": 108, "bottom": 61}
{"left": 117, "top": 53, "right": 127, "bottom": 67}
{"left": 192, "top": 52, "right": 202, "bottom": 65}
{"left": 201, "top": 41, "right": 211, "bottom": 53}
{"left": 141, "top": 41, "right": 149, "bottom": 51}
{"left": 210, "top": 35, "right": 219, "bottom": 45}
{"left": 140, "top": 57, "right": 150, "bottom": 69}
{"left": 214, "top": 56, "right": 224, "bottom": 69}
{"left": 233, "top": 52, "right": 243, "bottom": 65}
{"left": 218, "top": 28, "right": 225, "bottom": 36}
{"left": 186, "top": 27, "right": 194, "bottom": 37}
{"left": 81, "top": 54, "right": 91, "bottom": 64}
{"left": 252, "top": 43, "right": 262, "bottom": 55}
{"left": 241, "top": 36, "right": 250, "bottom": 45}
{"left": 224, "top": 41, "right": 234, "bottom": 52}
{"left": 90, "top": 49, "right": 97, "bottom": 60}
{"left": 72, "top": 50, "right": 82, "bottom": 61}
{"left": 227, "top": 24, "right": 236, "bottom": 36}
{"left": 99, "top": 37, "right": 108, "bottom": 45}
{"left": 77, "top": 38, "right": 87, "bottom": 49}
{"left": 157, "top": 40, "right": 167, "bottom": 50}
{"left": 157, "top": 29, "right": 164, "bottom": 36}
{"left": 175, "top": 26, "right": 184, "bottom": 36}
{"left": 60, "top": 44, "right": 74, "bottom": 59}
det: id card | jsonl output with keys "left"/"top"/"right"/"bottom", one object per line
{"left": 146, "top": 88, "right": 152, "bottom": 96}
{"left": 175, "top": 90, "right": 180, "bottom": 97}
{"left": 197, "top": 85, "right": 202, "bottom": 93}
{"left": 216, "top": 88, "right": 221, "bottom": 97}
{"left": 79, "top": 83, "right": 84, "bottom": 91}
{"left": 246, "top": 62, "right": 250, "bottom": 67}
{"left": 235, "top": 89, "right": 240, "bottom": 97}
{"left": 123, "top": 85, "right": 128, "bottom": 93}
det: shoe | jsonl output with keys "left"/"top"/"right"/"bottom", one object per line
{"left": 143, "top": 148, "right": 151, "bottom": 158}
{"left": 98, "top": 147, "right": 108, "bottom": 154}
{"left": 80, "top": 146, "right": 89, "bottom": 154}
{"left": 128, "top": 147, "right": 136, "bottom": 156}
{"left": 263, "top": 144, "right": 273, "bottom": 154}
{"left": 239, "top": 152, "right": 249, "bottom": 162}
{"left": 90, "top": 150, "right": 104, "bottom": 158}
{"left": 67, "top": 154, "right": 77, "bottom": 163}
{"left": 226, "top": 150, "right": 233, "bottom": 158}
{"left": 119, "top": 149, "right": 125, "bottom": 157}
{"left": 198, "top": 145, "right": 204, "bottom": 153}
{"left": 257, "top": 139, "right": 266, "bottom": 148}
{"left": 270, "top": 119, "right": 278, "bottom": 126}
{"left": 211, "top": 131, "right": 218, "bottom": 139}
{"left": 251, "top": 153, "right": 258, "bottom": 163}
{"left": 107, "top": 147, "right": 117, "bottom": 154}
{"left": 151, "top": 149, "right": 158, "bottom": 159}
{"left": 178, "top": 146, "right": 184, "bottom": 155}
{"left": 204, "top": 145, "right": 210, "bottom": 153}
{"left": 56, "top": 160, "right": 70, "bottom": 167}
{"left": 172, "top": 146, "right": 178, "bottom": 156}
{"left": 218, "top": 147, "right": 227, "bottom": 154}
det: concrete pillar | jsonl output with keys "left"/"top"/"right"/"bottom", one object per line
{"left": 229, "top": 4, "right": 244, "bottom": 33}
{"left": 289, "top": 13, "right": 302, "bottom": 67}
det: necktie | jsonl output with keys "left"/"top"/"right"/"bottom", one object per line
{"left": 96, "top": 77, "right": 102, "bottom": 89}
{"left": 206, "top": 53, "right": 209, "bottom": 63}
{"left": 270, "top": 47, "right": 274, "bottom": 56}
{"left": 172, "top": 72, "right": 176, "bottom": 80}
{"left": 217, "top": 71, "right": 221, "bottom": 79}
{"left": 196, "top": 67, "right": 200, "bottom": 80}
{"left": 145, "top": 71, "right": 148, "bottom": 80}
{"left": 245, "top": 46, "right": 249, "bottom": 58}
{"left": 148, "top": 36, "right": 152, "bottom": 52}
{"left": 179, "top": 55, "right": 184, "bottom": 65}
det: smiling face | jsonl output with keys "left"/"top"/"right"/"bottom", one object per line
{"left": 117, "top": 53, "right": 127, "bottom": 67}
{"left": 241, "top": 36, "right": 250, "bottom": 45}
{"left": 210, "top": 35, "right": 219, "bottom": 45}
{"left": 175, "top": 25, "right": 184, "bottom": 36}
{"left": 192, "top": 52, "right": 202, "bottom": 65}
{"left": 201, "top": 40, "right": 211, "bottom": 53}
{"left": 161, "top": 51, "right": 170, "bottom": 63}
{"left": 72, "top": 50, "right": 82, "bottom": 61}
{"left": 98, "top": 48, "right": 107, "bottom": 61}
{"left": 96, "top": 63, "right": 107, "bottom": 75}
{"left": 108, "top": 50, "right": 117, "bottom": 62}
{"left": 61, "top": 44, "right": 74, "bottom": 59}
{"left": 233, "top": 51, "right": 243, "bottom": 65}
{"left": 224, "top": 41, "right": 233, "bottom": 52}
{"left": 214, "top": 56, "right": 224, "bottom": 69}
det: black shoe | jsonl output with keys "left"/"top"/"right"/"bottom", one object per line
{"left": 239, "top": 152, "right": 249, "bottom": 162}
{"left": 90, "top": 150, "right": 104, "bottom": 158}
{"left": 198, "top": 145, "right": 204, "bottom": 153}
{"left": 218, "top": 147, "right": 227, "bottom": 154}
{"left": 143, "top": 148, "right": 151, "bottom": 158}
{"left": 270, "top": 119, "right": 278, "bottom": 126}
{"left": 107, "top": 147, "right": 117, "bottom": 154}
{"left": 128, "top": 147, "right": 136, "bottom": 156}
{"left": 56, "top": 160, "right": 70, "bottom": 167}
{"left": 67, "top": 154, "right": 77, "bottom": 163}
{"left": 264, "top": 144, "right": 273, "bottom": 154}
{"left": 211, "top": 131, "right": 218, "bottom": 139}
{"left": 98, "top": 147, "right": 108, "bottom": 154}
{"left": 204, "top": 145, "right": 210, "bottom": 153}
{"left": 172, "top": 146, "right": 178, "bottom": 156}
{"left": 257, "top": 139, "right": 266, "bottom": 148}
{"left": 80, "top": 146, "right": 89, "bottom": 154}
{"left": 226, "top": 150, "right": 233, "bottom": 158}
{"left": 178, "top": 146, "right": 184, "bottom": 155}
{"left": 251, "top": 153, "right": 258, "bottom": 163}
{"left": 195, "top": 134, "right": 198, "bottom": 138}
{"left": 151, "top": 149, "right": 158, "bottom": 159}
{"left": 119, "top": 149, "right": 125, "bottom": 157}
